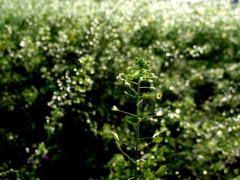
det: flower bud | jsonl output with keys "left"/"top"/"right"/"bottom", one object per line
{"left": 116, "top": 76, "right": 121, "bottom": 80}
{"left": 111, "top": 105, "right": 119, "bottom": 111}
{"left": 125, "top": 81, "right": 131, "bottom": 87}
{"left": 156, "top": 92, "right": 163, "bottom": 99}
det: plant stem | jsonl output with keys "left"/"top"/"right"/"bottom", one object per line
{"left": 118, "top": 110, "right": 136, "bottom": 117}
{"left": 135, "top": 70, "right": 141, "bottom": 180}
{"left": 119, "top": 149, "right": 135, "bottom": 164}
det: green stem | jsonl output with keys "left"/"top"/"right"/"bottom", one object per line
{"left": 119, "top": 149, "right": 135, "bottom": 164}
{"left": 129, "top": 80, "right": 138, "bottom": 85}
{"left": 140, "top": 87, "right": 153, "bottom": 89}
{"left": 142, "top": 115, "right": 159, "bottom": 119}
{"left": 129, "top": 86, "right": 137, "bottom": 94}
{"left": 120, "top": 140, "right": 135, "bottom": 149}
{"left": 124, "top": 91, "right": 136, "bottom": 98}
{"left": 139, "top": 137, "right": 153, "bottom": 140}
{"left": 138, "top": 142, "right": 153, "bottom": 151}
{"left": 118, "top": 110, "right": 136, "bottom": 117}
{"left": 135, "top": 70, "right": 142, "bottom": 180}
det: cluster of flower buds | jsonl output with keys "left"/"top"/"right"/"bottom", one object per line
{"left": 116, "top": 73, "right": 126, "bottom": 81}
{"left": 115, "top": 58, "right": 163, "bottom": 101}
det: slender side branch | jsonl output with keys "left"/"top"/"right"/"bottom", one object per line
{"left": 129, "top": 81, "right": 138, "bottom": 85}
{"left": 139, "top": 137, "right": 153, "bottom": 140}
{"left": 118, "top": 110, "right": 136, "bottom": 117}
{"left": 124, "top": 91, "right": 136, "bottom": 98}
{"left": 138, "top": 142, "right": 153, "bottom": 151}
{"left": 119, "top": 149, "right": 135, "bottom": 163}
{"left": 120, "top": 141, "right": 136, "bottom": 149}
{"left": 142, "top": 115, "right": 160, "bottom": 119}
{"left": 140, "top": 87, "right": 154, "bottom": 89}
{"left": 129, "top": 86, "right": 137, "bottom": 94}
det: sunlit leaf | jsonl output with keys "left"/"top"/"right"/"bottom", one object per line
{"left": 136, "top": 159, "right": 147, "bottom": 165}
{"left": 115, "top": 140, "right": 122, "bottom": 151}
{"left": 144, "top": 169, "right": 155, "bottom": 179}
{"left": 152, "top": 132, "right": 160, "bottom": 138}
{"left": 111, "top": 132, "right": 122, "bottom": 150}
{"left": 155, "top": 165, "right": 167, "bottom": 177}
{"left": 152, "top": 136, "right": 162, "bottom": 144}
{"left": 111, "top": 132, "right": 120, "bottom": 142}
{"left": 152, "top": 132, "right": 162, "bottom": 144}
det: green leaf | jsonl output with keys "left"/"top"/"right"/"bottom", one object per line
{"left": 111, "top": 132, "right": 120, "bottom": 141}
{"left": 152, "top": 132, "right": 162, "bottom": 143}
{"left": 155, "top": 165, "right": 167, "bottom": 177}
{"left": 136, "top": 159, "right": 147, "bottom": 165}
{"left": 144, "top": 169, "right": 155, "bottom": 179}
{"left": 152, "top": 136, "right": 162, "bottom": 144}
{"left": 111, "top": 132, "right": 122, "bottom": 150}
{"left": 115, "top": 140, "right": 122, "bottom": 151}
{"left": 152, "top": 132, "right": 160, "bottom": 138}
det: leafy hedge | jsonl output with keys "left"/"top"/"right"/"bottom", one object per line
{"left": 0, "top": 0, "right": 240, "bottom": 179}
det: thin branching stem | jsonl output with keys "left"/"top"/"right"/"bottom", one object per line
{"left": 142, "top": 115, "right": 159, "bottom": 119}
{"left": 138, "top": 142, "right": 153, "bottom": 151}
{"left": 139, "top": 94, "right": 156, "bottom": 98}
{"left": 139, "top": 137, "right": 153, "bottom": 140}
{"left": 129, "top": 86, "right": 137, "bottom": 94}
{"left": 118, "top": 110, "right": 136, "bottom": 117}
{"left": 120, "top": 141, "right": 136, "bottom": 149}
{"left": 140, "top": 87, "right": 153, "bottom": 89}
{"left": 124, "top": 91, "right": 136, "bottom": 98}
{"left": 129, "top": 81, "right": 138, "bottom": 85}
{"left": 119, "top": 149, "right": 135, "bottom": 163}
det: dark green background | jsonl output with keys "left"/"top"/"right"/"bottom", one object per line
{"left": 0, "top": 0, "right": 239, "bottom": 179}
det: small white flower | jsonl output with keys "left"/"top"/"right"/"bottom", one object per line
{"left": 20, "top": 41, "right": 25, "bottom": 47}
{"left": 150, "top": 86, "right": 155, "bottom": 90}
{"left": 217, "top": 130, "right": 222, "bottom": 136}
{"left": 156, "top": 111, "right": 163, "bottom": 116}
{"left": 175, "top": 109, "right": 181, "bottom": 114}
{"left": 203, "top": 170, "right": 208, "bottom": 175}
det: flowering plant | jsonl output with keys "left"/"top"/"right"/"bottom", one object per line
{"left": 111, "top": 58, "right": 166, "bottom": 179}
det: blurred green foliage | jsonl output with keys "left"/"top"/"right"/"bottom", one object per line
{"left": 0, "top": 0, "right": 240, "bottom": 179}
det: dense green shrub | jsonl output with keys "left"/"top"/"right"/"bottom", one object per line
{"left": 0, "top": 0, "right": 240, "bottom": 179}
